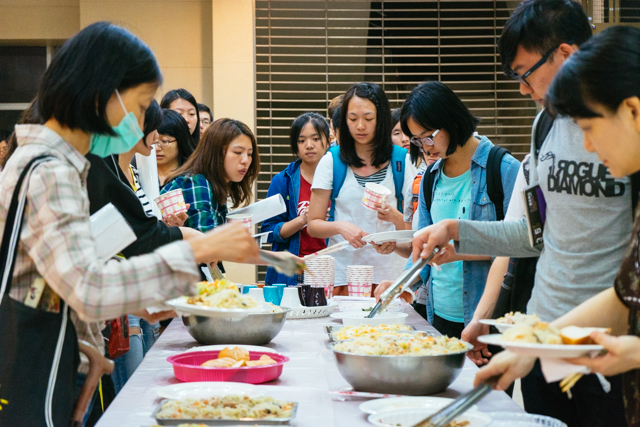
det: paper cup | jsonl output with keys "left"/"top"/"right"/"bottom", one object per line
{"left": 362, "top": 183, "right": 391, "bottom": 210}
{"left": 155, "top": 189, "right": 187, "bottom": 217}
{"left": 348, "top": 282, "right": 373, "bottom": 297}
{"left": 227, "top": 213, "right": 253, "bottom": 230}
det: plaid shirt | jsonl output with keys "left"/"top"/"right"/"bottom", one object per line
{"left": 162, "top": 174, "right": 227, "bottom": 232}
{"left": 2, "top": 125, "right": 200, "bottom": 355}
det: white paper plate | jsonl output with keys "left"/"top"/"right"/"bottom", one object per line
{"left": 156, "top": 381, "right": 266, "bottom": 400}
{"left": 359, "top": 396, "right": 456, "bottom": 414}
{"left": 368, "top": 407, "right": 492, "bottom": 427}
{"left": 362, "top": 230, "right": 415, "bottom": 245}
{"left": 184, "top": 345, "right": 278, "bottom": 354}
{"left": 479, "top": 319, "right": 516, "bottom": 333}
{"left": 478, "top": 334, "right": 604, "bottom": 358}
{"left": 165, "top": 296, "right": 269, "bottom": 319}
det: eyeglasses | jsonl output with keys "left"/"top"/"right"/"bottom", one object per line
{"left": 155, "top": 138, "right": 177, "bottom": 147}
{"left": 508, "top": 41, "right": 573, "bottom": 88}
{"left": 410, "top": 129, "right": 440, "bottom": 153}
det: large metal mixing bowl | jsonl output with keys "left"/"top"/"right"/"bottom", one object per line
{"left": 328, "top": 340, "right": 471, "bottom": 395}
{"left": 182, "top": 308, "right": 291, "bottom": 345}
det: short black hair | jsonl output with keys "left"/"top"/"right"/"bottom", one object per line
{"left": 498, "top": 0, "right": 591, "bottom": 76}
{"left": 401, "top": 81, "right": 480, "bottom": 160}
{"left": 143, "top": 99, "right": 162, "bottom": 141}
{"left": 38, "top": 22, "right": 161, "bottom": 135}
{"left": 158, "top": 109, "right": 196, "bottom": 167}
{"left": 548, "top": 26, "right": 640, "bottom": 119}
{"left": 161, "top": 88, "right": 200, "bottom": 144}
{"left": 339, "top": 82, "right": 392, "bottom": 168}
{"left": 289, "top": 112, "right": 330, "bottom": 155}
{"left": 197, "top": 103, "right": 213, "bottom": 122}
{"left": 391, "top": 108, "right": 402, "bottom": 129}
{"left": 331, "top": 106, "right": 341, "bottom": 134}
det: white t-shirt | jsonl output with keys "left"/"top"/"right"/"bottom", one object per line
{"left": 504, "top": 154, "right": 528, "bottom": 222}
{"left": 312, "top": 152, "right": 414, "bottom": 286}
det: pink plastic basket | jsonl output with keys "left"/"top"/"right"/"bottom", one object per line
{"left": 166, "top": 350, "right": 289, "bottom": 384}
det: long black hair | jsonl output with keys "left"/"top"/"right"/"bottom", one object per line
{"left": 401, "top": 81, "right": 480, "bottom": 158}
{"left": 37, "top": 22, "right": 162, "bottom": 135}
{"left": 548, "top": 26, "right": 640, "bottom": 119}
{"left": 161, "top": 88, "right": 200, "bottom": 144}
{"left": 157, "top": 109, "right": 195, "bottom": 167}
{"left": 142, "top": 99, "right": 162, "bottom": 144}
{"left": 289, "top": 113, "right": 330, "bottom": 155}
{"left": 339, "top": 82, "right": 392, "bottom": 168}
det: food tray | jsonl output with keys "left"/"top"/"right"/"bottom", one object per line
{"left": 152, "top": 400, "right": 298, "bottom": 425}
{"left": 287, "top": 303, "right": 337, "bottom": 319}
{"left": 166, "top": 350, "right": 289, "bottom": 384}
{"left": 328, "top": 329, "right": 431, "bottom": 342}
{"left": 325, "top": 325, "right": 416, "bottom": 335}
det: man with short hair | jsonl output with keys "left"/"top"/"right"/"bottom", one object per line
{"left": 412, "top": 0, "right": 630, "bottom": 425}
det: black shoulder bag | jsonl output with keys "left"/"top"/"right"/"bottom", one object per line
{"left": 0, "top": 156, "right": 80, "bottom": 426}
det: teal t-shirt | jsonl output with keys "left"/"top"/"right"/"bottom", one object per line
{"left": 429, "top": 169, "right": 472, "bottom": 323}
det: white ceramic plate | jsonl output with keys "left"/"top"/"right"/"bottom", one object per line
{"left": 184, "top": 345, "right": 278, "bottom": 354}
{"left": 330, "top": 311, "right": 408, "bottom": 326}
{"left": 156, "top": 381, "right": 266, "bottom": 400}
{"left": 479, "top": 319, "right": 516, "bottom": 333}
{"left": 478, "top": 334, "right": 604, "bottom": 358}
{"left": 359, "top": 396, "right": 456, "bottom": 414}
{"left": 368, "top": 408, "right": 492, "bottom": 427}
{"left": 362, "top": 230, "right": 415, "bottom": 245}
{"left": 165, "top": 296, "right": 268, "bottom": 319}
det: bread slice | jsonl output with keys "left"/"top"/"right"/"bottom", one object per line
{"left": 559, "top": 326, "right": 611, "bottom": 345}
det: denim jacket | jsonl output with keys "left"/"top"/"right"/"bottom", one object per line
{"left": 261, "top": 160, "right": 303, "bottom": 287}
{"left": 410, "top": 136, "right": 520, "bottom": 325}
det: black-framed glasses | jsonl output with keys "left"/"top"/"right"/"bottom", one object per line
{"left": 508, "top": 41, "right": 573, "bottom": 87}
{"left": 155, "top": 138, "right": 177, "bottom": 147}
{"left": 410, "top": 129, "right": 440, "bottom": 153}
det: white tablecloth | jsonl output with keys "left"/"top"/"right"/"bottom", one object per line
{"left": 96, "top": 302, "right": 523, "bottom": 426}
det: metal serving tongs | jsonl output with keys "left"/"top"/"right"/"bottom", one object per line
{"left": 367, "top": 247, "right": 439, "bottom": 318}
{"left": 411, "top": 377, "right": 498, "bottom": 427}
{"left": 258, "top": 249, "right": 306, "bottom": 277}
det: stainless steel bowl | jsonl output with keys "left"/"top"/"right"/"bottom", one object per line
{"left": 182, "top": 308, "right": 291, "bottom": 345}
{"left": 328, "top": 340, "right": 471, "bottom": 395}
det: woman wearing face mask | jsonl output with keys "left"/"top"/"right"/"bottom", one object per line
{"left": 307, "top": 82, "right": 415, "bottom": 296}
{"left": 156, "top": 109, "right": 195, "bottom": 187}
{"left": 261, "top": 113, "right": 331, "bottom": 287}
{"left": 161, "top": 88, "right": 200, "bottom": 146}
{"left": 475, "top": 26, "right": 640, "bottom": 426}
{"left": 0, "top": 23, "right": 258, "bottom": 426}
{"left": 161, "top": 118, "right": 260, "bottom": 234}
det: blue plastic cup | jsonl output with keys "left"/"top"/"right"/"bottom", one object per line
{"left": 273, "top": 284, "right": 287, "bottom": 301}
{"left": 242, "top": 285, "right": 257, "bottom": 294}
{"left": 263, "top": 286, "right": 281, "bottom": 305}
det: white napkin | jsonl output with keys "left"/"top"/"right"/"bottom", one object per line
{"left": 540, "top": 357, "right": 591, "bottom": 383}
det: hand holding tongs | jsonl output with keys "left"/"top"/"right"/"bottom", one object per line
{"left": 367, "top": 247, "right": 439, "bottom": 318}
{"left": 411, "top": 377, "right": 497, "bottom": 427}
{"left": 258, "top": 250, "right": 305, "bottom": 277}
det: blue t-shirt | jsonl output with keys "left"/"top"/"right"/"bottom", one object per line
{"left": 429, "top": 169, "right": 472, "bottom": 323}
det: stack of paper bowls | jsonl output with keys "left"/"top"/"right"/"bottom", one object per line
{"left": 347, "top": 265, "right": 374, "bottom": 297}
{"left": 303, "top": 255, "right": 335, "bottom": 298}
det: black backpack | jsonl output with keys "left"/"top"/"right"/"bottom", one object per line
{"left": 423, "top": 144, "right": 511, "bottom": 220}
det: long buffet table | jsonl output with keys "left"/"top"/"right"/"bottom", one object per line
{"left": 96, "top": 302, "right": 524, "bottom": 426}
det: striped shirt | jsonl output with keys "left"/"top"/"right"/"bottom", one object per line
{"left": 2, "top": 125, "right": 201, "bottom": 356}
{"left": 354, "top": 168, "right": 387, "bottom": 187}
{"left": 129, "top": 165, "right": 154, "bottom": 217}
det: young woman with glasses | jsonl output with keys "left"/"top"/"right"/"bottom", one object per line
{"left": 375, "top": 81, "right": 519, "bottom": 338}
{"left": 155, "top": 109, "right": 195, "bottom": 187}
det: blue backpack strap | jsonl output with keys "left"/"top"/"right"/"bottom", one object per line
{"left": 329, "top": 146, "right": 347, "bottom": 221}
{"left": 390, "top": 145, "right": 407, "bottom": 213}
